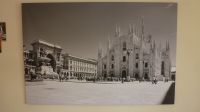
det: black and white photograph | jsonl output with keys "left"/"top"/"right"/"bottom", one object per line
{"left": 22, "top": 2, "right": 177, "bottom": 105}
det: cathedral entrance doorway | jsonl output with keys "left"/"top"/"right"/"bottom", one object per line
{"left": 144, "top": 73, "right": 149, "bottom": 80}
{"left": 135, "top": 73, "right": 139, "bottom": 80}
{"left": 122, "top": 70, "right": 127, "bottom": 78}
{"left": 103, "top": 73, "right": 107, "bottom": 78}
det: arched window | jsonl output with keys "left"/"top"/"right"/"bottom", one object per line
{"left": 136, "top": 53, "right": 139, "bottom": 59}
{"left": 111, "top": 55, "right": 114, "bottom": 61}
{"left": 161, "top": 61, "right": 165, "bottom": 76}
{"left": 123, "top": 56, "right": 126, "bottom": 62}
{"left": 144, "top": 73, "right": 148, "bottom": 80}
{"left": 111, "top": 64, "right": 114, "bottom": 69}
{"left": 135, "top": 73, "right": 139, "bottom": 79}
{"left": 70, "top": 66, "right": 72, "bottom": 70}
{"left": 123, "top": 42, "right": 126, "bottom": 51}
{"left": 135, "top": 63, "right": 138, "bottom": 68}
{"left": 145, "top": 62, "right": 148, "bottom": 68}
{"left": 104, "top": 64, "right": 107, "bottom": 69}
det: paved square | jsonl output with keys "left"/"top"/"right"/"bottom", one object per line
{"left": 26, "top": 81, "right": 172, "bottom": 105}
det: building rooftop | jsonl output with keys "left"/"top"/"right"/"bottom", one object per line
{"left": 31, "top": 39, "right": 62, "bottom": 49}
{"left": 67, "top": 54, "right": 97, "bottom": 63}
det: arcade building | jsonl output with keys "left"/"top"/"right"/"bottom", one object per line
{"left": 23, "top": 39, "right": 97, "bottom": 80}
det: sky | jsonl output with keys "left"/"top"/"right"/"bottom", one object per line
{"left": 22, "top": 2, "right": 177, "bottom": 66}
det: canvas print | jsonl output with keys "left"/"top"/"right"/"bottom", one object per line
{"left": 22, "top": 3, "right": 177, "bottom": 105}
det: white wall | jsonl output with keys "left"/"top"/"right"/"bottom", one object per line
{"left": 0, "top": 0, "right": 200, "bottom": 112}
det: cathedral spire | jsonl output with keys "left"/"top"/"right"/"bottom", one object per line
{"left": 138, "top": 17, "right": 145, "bottom": 47}
{"left": 98, "top": 42, "right": 102, "bottom": 58}
{"left": 135, "top": 25, "right": 138, "bottom": 36}
{"left": 166, "top": 40, "right": 168, "bottom": 51}
{"left": 153, "top": 41, "right": 157, "bottom": 54}
{"left": 151, "top": 40, "right": 156, "bottom": 53}
{"left": 98, "top": 42, "right": 102, "bottom": 52}
{"left": 168, "top": 40, "right": 170, "bottom": 50}
{"left": 109, "top": 37, "right": 111, "bottom": 49}
{"left": 148, "top": 35, "right": 152, "bottom": 43}
{"left": 158, "top": 42, "right": 162, "bottom": 57}
{"left": 115, "top": 25, "right": 120, "bottom": 37}
{"left": 132, "top": 24, "right": 135, "bottom": 35}
{"left": 168, "top": 41, "right": 170, "bottom": 51}
{"left": 153, "top": 40, "right": 156, "bottom": 49}
{"left": 129, "top": 24, "right": 135, "bottom": 34}
{"left": 167, "top": 40, "right": 170, "bottom": 56}
{"left": 107, "top": 36, "right": 111, "bottom": 50}
{"left": 141, "top": 16, "right": 145, "bottom": 39}
{"left": 129, "top": 24, "right": 132, "bottom": 34}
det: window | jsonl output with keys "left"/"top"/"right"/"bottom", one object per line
{"left": 123, "top": 42, "right": 126, "bottom": 51}
{"left": 40, "top": 48, "right": 44, "bottom": 57}
{"left": 123, "top": 56, "right": 126, "bottom": 62}
{"left": 70, "top": 66, "right": 72, "bottom": 70}
{"left": 104, "top": 64, "right": 106, "bottom": 69}
{"left": 136, "top": 53, "right": 139, "bottom": 59}
{"left": 111, "top": 55, "right": 114, "bottom": 61}
{"left": 111, "top": 64, "right": 114, "bottom": 69}
{"left": 135, "top": 63, "right": 138, "bottom": 68}
{"left": 145, "top": 63, "right": 148, "bottom": 68}
{"left": 161, "top": 61, "right": 165, "bottom": 75}
{"left": 66, "top": 65, "right": 69, "bottom": 70}
{"left": 135, "top": 73, "right": 139, "bottom": 79}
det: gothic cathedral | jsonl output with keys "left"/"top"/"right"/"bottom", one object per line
{"left": 97, "top": 19, "right": 171, "bottom": 81}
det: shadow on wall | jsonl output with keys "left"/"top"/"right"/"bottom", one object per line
{"left": 162, "top": 82, "right": 175, "bottom": 104}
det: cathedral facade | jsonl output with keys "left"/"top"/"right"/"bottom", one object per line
{"left": 97, "top": 19, "right": 171, "bottom": 81}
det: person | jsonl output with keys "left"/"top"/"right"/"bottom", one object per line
{"left": 155, "top": 77, "right": 157, "bottom": 84}
{"left": 30, "top": 69, "right": 34, "bottom": 81}
{"left": 61, "top": 73, "right": 64, "bottom": 82}
{"left": 59, "top": 73, "right": 62, "bottom": 82}
{"left": 93, "top": 77, "right": 96, "bottom": 83}
{"left": 64, "top": 73, "right": 67, "bottom": 81}
{"left": 152, "top": 76, "right": 157, "bottom": 84}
